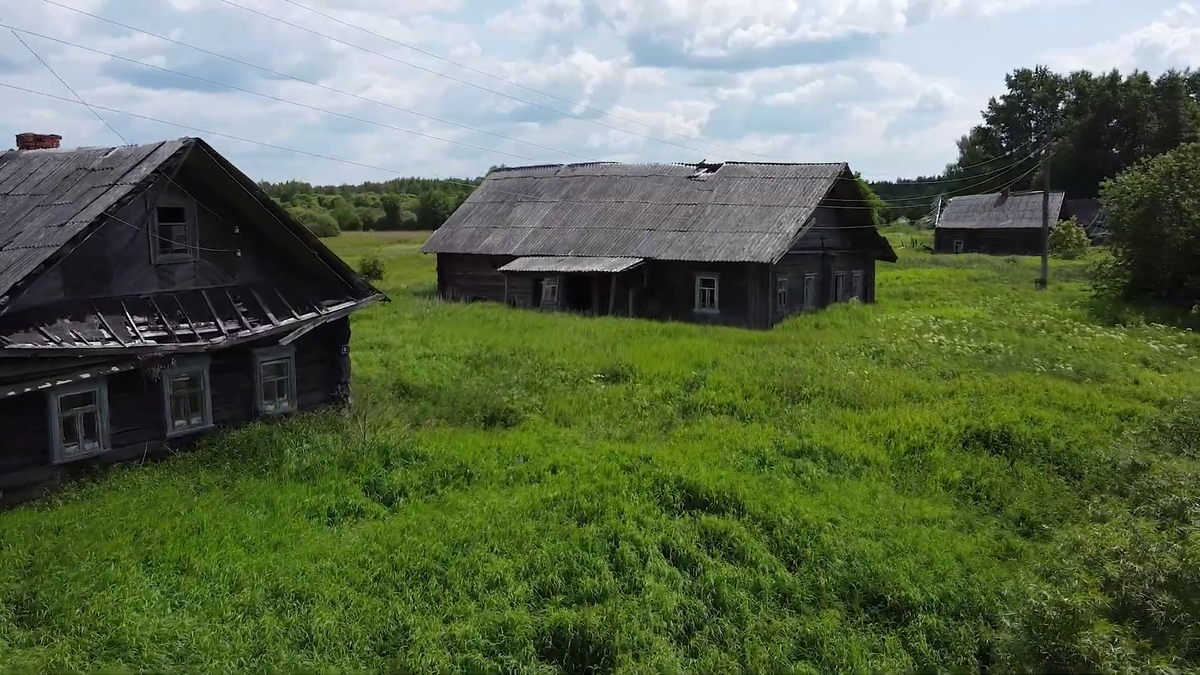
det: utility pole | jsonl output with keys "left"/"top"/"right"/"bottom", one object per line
{"left": 1038, "top": 144, "right": 1051, "bottom": 291}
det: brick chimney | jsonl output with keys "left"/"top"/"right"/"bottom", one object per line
{"left": 15, "top": 133, "right": 62, "bottom": 151}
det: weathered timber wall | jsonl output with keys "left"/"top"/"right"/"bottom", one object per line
{"left": 935, "top": 228, "right": 1043, "bottom": 256}
{"left": 0, "top": 317, "right": 352, "bottom": 507}
{"left": 9, "top": 171, "right": 344, "bottom": 313}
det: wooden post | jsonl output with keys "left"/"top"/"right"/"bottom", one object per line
{"left": 608, "top": 275, "right": 617, "bottom": 315}
{"left": 503, "top": 275, "right": 509, "bottom": 305}
{"left": 628, "top": 287, "right": 633, "bottom": 317}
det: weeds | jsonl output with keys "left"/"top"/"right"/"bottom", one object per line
{"left": 0, "top": 231, "right": 1197, "bottom": 672}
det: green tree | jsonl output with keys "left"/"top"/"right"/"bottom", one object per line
{"left": 380, "top": 193, "right": 404, "bottom": 230}
{"left": 287, "top": 206, "right": 340, "bottom": 238}
{"left": 356, "top": 206, "right": 386, "bottom": 231}
{"left": 417, "top": 190, "right": 457, "bottom": 230}
{"left": 330, "top": 204, "right": 362, "bottom": 231}
{"left": 1049, "top": 218, "right": 1089, "bottom": 259}
{"left": 1096, "top": 141, "right": 1200, "bottom": 305}
{"left": 854, "top": 172, "right": 887, "bottom": 226}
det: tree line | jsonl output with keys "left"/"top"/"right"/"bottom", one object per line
{"left": 258, "top": 175, "right": 484, "bottom": 237}
{"left": 871, "top": 66, "right": 1200, "bottom": 222}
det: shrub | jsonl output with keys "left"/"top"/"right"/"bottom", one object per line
{"left": 1049, "top": 217, "right": 1089, "bottom": 259}
{"left": 287, "top": 207, "right": 340, "bottom": 238}
{"left": 358, "top": 251, "right": 385, "bottom": 282}
{"left": 331, "top": 204, "right": 362, "bottom": 231}
{"left": 356, "top": 206, "right": 386, "bottom": 231}
{"left": 1097, "top": 141, "right": 1200, "bottom": 305}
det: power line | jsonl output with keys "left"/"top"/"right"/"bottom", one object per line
{"left": 2, "top": 24, "right": 569, "bottom": 164}
{"left": 5, "top": 21, "right": 1047, "bottom": 209}
{"left": 27, "top": 0, "right": 1047, "bottom": 195}
{"left": 6, "top": 28, "right": 233, "bottom": 253}
{"left": 275, "top": 0, "right": 773, "bottom": 162}
{"left": 0, "top": 80, "right": 900, "bottom": 231}
{"left": 211, "top": 0, "right": 732, "bottom": 160}
{"left": 2, "top": 80, "right": 1054, "bottom": 230}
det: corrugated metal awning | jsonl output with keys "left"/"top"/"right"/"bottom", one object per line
{"left": 498, "top": 256, "right": 645, "bottom": 274}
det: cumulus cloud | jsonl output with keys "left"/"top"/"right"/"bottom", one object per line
{"left": 489, "top": 0, "right": 1087, "bottom": 70}
{"left": 0, "top": 0, "right": 1149, "bottom": 185}
{"left": 1044, "top": 2, "right": 1200, "bottom": 73}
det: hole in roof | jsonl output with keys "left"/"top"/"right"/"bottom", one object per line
{"left": 688, "top": 162, "right": 723, "bottom": 181}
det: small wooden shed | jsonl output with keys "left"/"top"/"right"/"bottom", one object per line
{"left": 934, "top": 189, "right": 1067, "bottom": 256}
{"left": 421, "top": 161, "right": 897, "bottom": 329}
{"left": 0, "top": 134, "right": 384, "bottom": 505}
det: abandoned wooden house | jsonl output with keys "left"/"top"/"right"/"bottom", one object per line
{"left": 0, "top": 134, "right": 383, "bottom": 505}
{"left": 934, "top": 188, "right": 1067, "bottom": 255}
{"left": 421, "top": 161, "right": 897, "bottom": 329}
{"left": 1063, "top": 197, "right": 1108, "bottom": 244}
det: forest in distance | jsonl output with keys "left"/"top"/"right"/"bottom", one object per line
{"left": 259, "top": 65, "right": 1200, "bottom": 233}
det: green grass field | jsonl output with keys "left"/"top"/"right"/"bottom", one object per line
{"left": 2, "top": 228, "right": 1198, "bottom": 673}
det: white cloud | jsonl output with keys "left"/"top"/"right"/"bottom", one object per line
{"left": 2, "top": 0, "right": 1172, "bottom": 185}
{"left": 1044, "top": 2, "right": 1200, "bottom": 72}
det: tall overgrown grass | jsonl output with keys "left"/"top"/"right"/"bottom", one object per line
{"left": 1, "top": 230, "right": 1197, "bottom": 672}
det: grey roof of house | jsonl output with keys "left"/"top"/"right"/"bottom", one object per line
{"left": 937, "top": 190, "right": 1067, "bottom": 230}
{"left": 422, "top": 161, "right": 894, "bottom": 264}
{"left": 0, "top": 139, "right": 189, "bottom": 299}
{"left": 1063, "top": 198, "right": 1106, "bottom": 232}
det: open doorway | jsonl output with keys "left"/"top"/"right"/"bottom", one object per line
{"left": 562, "top": 275, "right": 594, "bottom": 312}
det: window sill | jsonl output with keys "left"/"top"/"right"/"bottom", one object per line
{"left": 51, "top": 447, "right": 108, "bottom": 465}
{"left": 693, "top": 308, "right": 721, "bottom": 315}
{"left": 166, "top": 423, "right": 216, "bottom": 440}
{"left": 257, "top": 407, "right": 296, "bottom": 418}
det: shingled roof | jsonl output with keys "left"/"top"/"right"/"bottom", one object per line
{"left": 0, "top": 139, "right": 189, "bottom": 299}
{"left": 937, "top": 190, "right": 1066, "bottom": 230}
{"left": 422, "top": 161, "right": 892, "bottom": 264}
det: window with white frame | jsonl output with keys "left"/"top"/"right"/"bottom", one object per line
{"left": 953, "top": 239, "right": 965, "bottom": 253}
{"left": 695, "top": 275, "right": 719, "bottom": 312}
{"left": 803, "top": 274, "right": 818, "bottom": 311}
{"left": 776, "top": 276, "right": 788, "bottom": 313}
{"left": 254, "top": 345, "right": 297, "bottom": 416}
{"left": 541, "top": 276, "right": 560, "bottom": 308}
{"left": 49, "top": 382, "right": 110, "bottom": 463}
{"left": 852, "top": 271, "right": 864, "bottom": 300}
{"left": 150, "top": 202, "right": 195, "bottom": 263}
{"left": 162, "top": 357, "right": 213, "bottom": 436}
{"left": 834, "top": 273, "right": 847, "bottom": 302}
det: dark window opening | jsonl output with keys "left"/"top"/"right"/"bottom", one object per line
{"left": 154, "top": 205, "right": 192, "bottom": 260}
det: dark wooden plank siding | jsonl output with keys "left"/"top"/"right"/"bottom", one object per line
{"left": 0, "top": 317, "right": 351, "bottom": 507}
{"left": 7, "top": 174, "right": 342, "bottom": 313}
{"left": 935, "top": 228, "right": 1042, "bottom": 256}
{"left": 436, "top": 253, "right": 515, "bottom": 302}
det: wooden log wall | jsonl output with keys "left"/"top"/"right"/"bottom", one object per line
{"left": 0, "top": 317, "right": 352, "bottom": 507}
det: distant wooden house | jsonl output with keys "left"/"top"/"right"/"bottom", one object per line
{"left": 934, "top": 189, "right": 1066, "bottom": 255}
{"left": 421, "top": 161, "right": 897, "bottom": 329}
{"left": 1063, "top": 197, "right": 1109, "bottom": 244}
{"left": 0, "top": 134, "right": 383, "bottom": 505}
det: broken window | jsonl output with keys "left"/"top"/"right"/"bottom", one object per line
{"left": 835, "top": 273, "right": 847, "bottom": 302}
{"left": 151, "top": 203, "right": 195, "bottom": 263}
{"left": 163, "top": 358, "right": 212, "bottom": 437}
{"left": 50, "top": 383, "right": 109, "bottom": 463}
{"left": 695, "top": 275, "right": 719, "bottom": 312}
{"left": 852, "top": 271, "right": 864, "bottom": 301}
{"left": 776, "top": 276, "right": 788, "bottom": 313}
{"left": 541, "top": 276, "right": 559, "bottom": 308}
{"left": 953, "top": 239, "right": 965, "bottom": 253}
{"left": 254, "top": 345, "right": 297, "bottom": 416}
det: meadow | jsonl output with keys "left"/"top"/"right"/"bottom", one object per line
{"left": 1, "top": 228, "right": 1197, "bottom": 673}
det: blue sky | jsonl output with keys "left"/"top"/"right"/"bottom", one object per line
{"left": 1, "top": 0, "right": 1195, "bottom": 184}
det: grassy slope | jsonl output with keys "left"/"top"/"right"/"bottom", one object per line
{"left": 1, "top": 228, "right": 1197, "bottom": 673}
